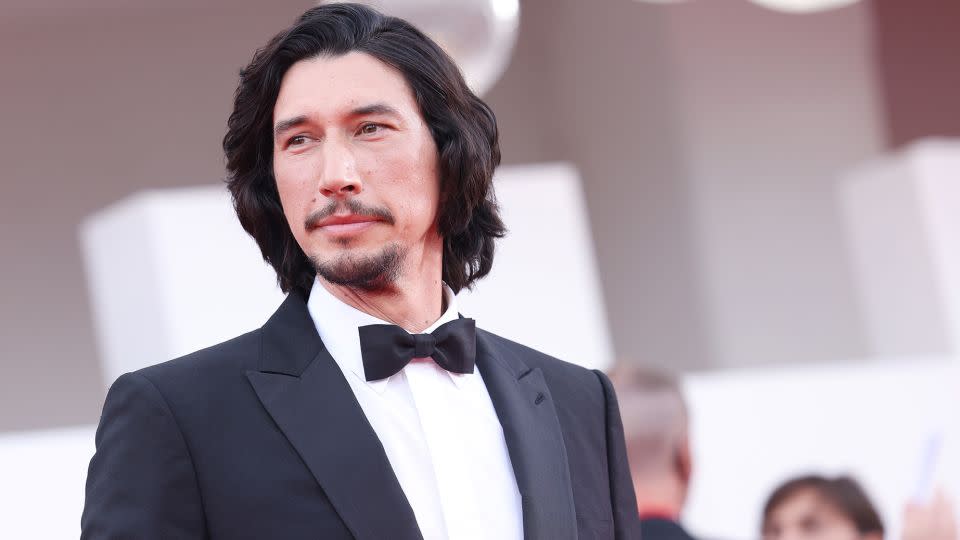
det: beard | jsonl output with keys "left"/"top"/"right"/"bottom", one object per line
{"left": 310, "top": 243, "right": 404, "bottom": 292}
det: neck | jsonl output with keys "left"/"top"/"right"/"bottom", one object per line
{"left": 633, "top": 473, "right": 686, "bottom": 521}
{"left": 319, "top": 239, "right": 445, "bottom": 333}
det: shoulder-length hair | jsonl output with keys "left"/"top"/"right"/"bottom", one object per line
{"left": 223, "top": 3, "right": 505, "bottom": 297}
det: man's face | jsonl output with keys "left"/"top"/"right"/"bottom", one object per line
{"left": 762, "top": 489, "right": 879, "bottom": 540}
{"left": 272, "top": 51, "right": 441, "bottom": 289}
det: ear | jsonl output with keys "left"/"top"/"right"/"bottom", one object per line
{"left": 675, "top": 434, "right": 693, "bottom": 487}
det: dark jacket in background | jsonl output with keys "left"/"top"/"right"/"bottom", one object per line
{"left": 641, "top": 517, "right": 699, "bottom": 540}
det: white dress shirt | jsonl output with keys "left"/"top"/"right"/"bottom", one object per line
{"left": 306, "top": 279, "right": 523, "bottom": 540}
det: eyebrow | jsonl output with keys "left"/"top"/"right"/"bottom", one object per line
{"left": 272, "top": 103, "right": 402, "bottom": 140}
{"left": 348, "top": 103, "right": 401, "bottom": 118}
{"left": 273, "top": 115, "right": 309, "bottom": 140}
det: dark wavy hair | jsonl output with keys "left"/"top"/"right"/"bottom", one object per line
{"left": 223, "top": 3, "right": 505, "bottom": 297}
{"left": 762, "top": 475, "right": 884, "bottom": 536}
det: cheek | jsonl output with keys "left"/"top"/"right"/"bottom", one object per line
{"left": 412, "top": 144, "right": 441, "bottom": 216}
{"left": 400, "top": 173, "right": 440, "bottom": 232}
{"left": 370, "top": 152, "right": 440, "bottom": 224}
{"left": 273, "top": 159, "right": 315, "bottom": 233}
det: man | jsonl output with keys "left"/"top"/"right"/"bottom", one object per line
{"left": 612, "top": 368, "right": 696, "bottom": 540}
{"left": 81, "top": 4, "right": 639, "bottom": 539}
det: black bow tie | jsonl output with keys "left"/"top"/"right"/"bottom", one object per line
{"left": 358, "top": 318, "right": 477, "bottom": 382}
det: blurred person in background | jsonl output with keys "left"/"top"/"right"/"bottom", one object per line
{"left": 80, "top": 3, "right": 640, "bottom": 539}
{"left": 763, "top": 474, "right": 958, "bottom": 540}
{"left": 761, "top": 475, "right": 883, "bottom": 540}
{"left": 612, "top": 367, "right": 698, "bottom": 540}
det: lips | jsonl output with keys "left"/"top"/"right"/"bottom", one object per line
{"left": 312, "top": 214, "right": 382, "bottom": 235}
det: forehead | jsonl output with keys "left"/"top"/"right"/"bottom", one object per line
{"left": 772, "top": 489, "right": 822, "bottom": 517}
{"left": 770, "top": 489, "right": 848, "bottom": 523}
{"left": 273, "top": 51, "right": 417, "bottom": 122}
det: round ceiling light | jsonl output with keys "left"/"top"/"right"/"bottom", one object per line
{"left": 344, "top": 0, "right": 520, "bottom": 96}
{"left": 747, "top": 0, "right": 863, "bottom": 13}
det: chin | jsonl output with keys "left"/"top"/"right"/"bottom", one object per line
{"left": 310, "top": 242, "right": 404, "bottom": 291}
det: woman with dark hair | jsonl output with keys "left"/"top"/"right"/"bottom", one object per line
{"left": 761, "top": 475, "right": 884, "bottom": 540}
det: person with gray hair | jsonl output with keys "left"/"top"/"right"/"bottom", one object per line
{"left": 611, "top": 367, "right": 697, "bottom": 540}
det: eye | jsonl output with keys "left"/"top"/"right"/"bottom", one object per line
{"left": 357, "top": 122, "right": 385, "bottom": 136}
{"left": 286, "top": 135, "right": 309, "bottom": 147}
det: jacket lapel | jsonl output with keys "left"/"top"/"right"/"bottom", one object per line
{"left": 475, "top": 331, "right": 578, "bottom": 540}
{"left": 245, "top": 293, "right": 423, "bottom": 540}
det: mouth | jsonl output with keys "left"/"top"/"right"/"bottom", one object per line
{"left": 311, "top": 214, "right": 383, "bottom": 236}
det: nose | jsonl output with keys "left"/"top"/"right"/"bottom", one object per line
{"left": 317, "top": 139, "right": 362, "bottom": 198}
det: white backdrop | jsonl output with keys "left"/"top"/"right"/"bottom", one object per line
{"left": 841, "top": 139, "right": 960, "bottom": 357}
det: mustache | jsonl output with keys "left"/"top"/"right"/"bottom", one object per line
{"left": 304, "top": 198, "right": 396, "bottom": 230}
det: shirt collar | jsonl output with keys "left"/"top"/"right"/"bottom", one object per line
{"left": 306, "top": 277, "right": 467, "bottom": 393}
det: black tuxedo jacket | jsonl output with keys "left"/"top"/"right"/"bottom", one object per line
{"left": 640, "top": 518, "right": 697, "bottom": 540}
{"left": 81, "top": 292, "right": 641, "bottom": 539}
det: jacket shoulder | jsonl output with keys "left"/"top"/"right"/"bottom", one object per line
{"left": 130, "top": 329, "right": 262, "bottom": 389}
{"left": 476, "top": 328, "right": 603, "bottom": 387}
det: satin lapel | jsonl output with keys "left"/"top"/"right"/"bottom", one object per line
{"left": 475, "top": 331, "right": 578, "bottom": 540}
{"left": 246, "top": 293, "right": 422, "bottom": 540}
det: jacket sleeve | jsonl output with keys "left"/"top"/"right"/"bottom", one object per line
{"left": 81, "top": 372, "right": 207, "bottom": 539}
{"left": 594, "top": 369, "right": 642, "bottom": 539}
